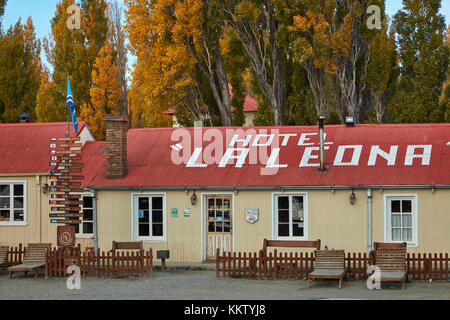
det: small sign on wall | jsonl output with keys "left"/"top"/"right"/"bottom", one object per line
{"left": 57, "top": 226, "right": 75, "bottom": 247}
{"left": 245, "top": 208, "right": 259, "bottom": 224}
{"left": 171, "top": 208, "right": 178, "bottom": 217}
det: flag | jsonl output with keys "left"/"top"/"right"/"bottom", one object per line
{"left": 67, "top": 76, "right": 78, "bottom": 134}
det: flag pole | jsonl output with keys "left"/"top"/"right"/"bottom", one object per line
{"left": 66, "top": 75, "right": 70, "bottom": 137}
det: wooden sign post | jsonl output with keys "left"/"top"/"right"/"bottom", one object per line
{"left": 49, "top": 134, "right": 84, "bottom": 248}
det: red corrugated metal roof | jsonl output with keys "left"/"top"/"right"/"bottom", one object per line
{"left": 83, "top": 123, "right": 450, "bottom": 188}
{"left": 0, "top": 122, "right": 85, "bottom": 174}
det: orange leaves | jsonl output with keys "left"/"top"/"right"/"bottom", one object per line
{"left": 125, "top": 0, "right": 207, "bottom": 124}
{"left": 79, "top": 42, "right": 122, "bottom": 140}
{"left": 291, "top": 6, "right": 355, "bottom": 73}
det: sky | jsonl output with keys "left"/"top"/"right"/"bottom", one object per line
{"left": 2, "top": 0, "right": 450, "bottom": 77}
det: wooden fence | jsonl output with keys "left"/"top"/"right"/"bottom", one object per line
{"left": 2, "top": 244, "right": 152, "bottom": 278}
{"left": 45, "top": 247, "right": 153, "bottom": 278}
{"left": 216, "top": 249, "right": 450, "bottom": 281}
{"left": 6, "top": 244, "right": 26, "bottom": 266}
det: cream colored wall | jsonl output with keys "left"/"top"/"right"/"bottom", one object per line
{"left": 371, "top": 188, "right": 450, "bottom": 253}
{"left": 244, "top": 111, "right": 256, "bottom": 126}
{"left": 0, "top": 175, "right": 93, "bottom": 249}
{"left": 1, "top": 179, "right": 449, "bottom": 261}
{"left": 94, "top": 188, "right": 450, "bottom": 262}
{"left": 95, "top": 190, "right": 202, "bottom": 262}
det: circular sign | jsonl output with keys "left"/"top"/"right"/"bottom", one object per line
{"left": 59, "top": 231, "right": 73, "bottom": 246}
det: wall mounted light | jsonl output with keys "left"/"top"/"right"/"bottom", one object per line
{"left": 42, "top": 183, "right": 49, "bottom": 194}
{"left": 191, "top": 191, "right": 197, "bottom": 206}
{"left": 349, "top": 189, "right": 356, "bottom": 205}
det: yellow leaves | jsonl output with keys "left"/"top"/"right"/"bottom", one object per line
{"left": 235, "top": 1, "right": 262, "bottom": 24}
{"left": 291, "top": 6, "right": 355, "bottom": 73}
{"left": 292, "top": 37, "right": 313, "bottom": 64}
{"left": 79, "top": 42, "right": 122, "bottom": 140}
{"left": 125, "top": 0, "right": 207, "bottom": 126}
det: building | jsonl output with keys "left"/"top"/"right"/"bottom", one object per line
{"left": 164, "top": 86, "right": 258, "bottom": 127}
{"left": 1, "top": 119, "right": 449, "bottom": 262}
{"left": 0, "top": 122, "right": 95, "bottom": 247}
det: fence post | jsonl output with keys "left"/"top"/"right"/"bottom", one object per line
{"left": 45, "top": 249, "right": 49, "bottom": 279}
{"left": 216, "top": 248, "right": 220, "bottom": 277}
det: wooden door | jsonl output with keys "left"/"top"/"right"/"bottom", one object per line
{"left": 205, "top": 195, "right": 232, "bottom": 261}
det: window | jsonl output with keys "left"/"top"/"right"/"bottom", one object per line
{"left": 75, "top": 196, "right": 94, "bottom": 237}
{"left": 273, "top": 193, "right": 307, "bottom": 239}
{"left": 133, "top": 194, "right": 165, "bottom": 241}
{"left": 0, "top": 182, "right": 26, "bottom": 225}
{"left": 385, "top": 195, "right": 418, "bottom": 246}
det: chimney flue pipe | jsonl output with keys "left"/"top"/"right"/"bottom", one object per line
{"left": 318, "top": 116, "right": 326, "bottom": 171}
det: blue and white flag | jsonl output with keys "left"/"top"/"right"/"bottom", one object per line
{"left": 67, "top": 76, "right": 78, "bottom": 134}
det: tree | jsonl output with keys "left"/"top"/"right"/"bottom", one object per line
{"left": 0, "top": 18, "right": 41, "bottom": 122}
{"left": 36, "top": 70, "right": 59, "bottom": 122}
{"left": 218, "top": 0, "right": 286, "bottom": 125}
{"left": 108, "top": 0, "right": 129, "bottom": 116}
{"left": 42, "top": 0, "right": 109, "bottom": 121}
{"left": 391, "top": 0, "right": 449, "bottom": 123}
{"left": 125, "top": 0, "right": 233, "bottom": 126}
{"left": 288, "top": 0, "right": 382, "bottom": 123}
{"left": 0, "top": 0, "right": 6, "bottom": 34}
{"left": 80, "top": 43, "right": 122, "bottom": 140}
{"left": 363, "top": 20, "right": 398, "bottom": 123}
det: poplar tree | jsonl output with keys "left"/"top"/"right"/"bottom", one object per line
{"left": 391, "top": 0, "right": 449, "bottom": 123}
{"left": 39, "top": 0, "right": 109, "bottom": 122}
{"left": 0, "top": 18, "right": 41, "bottom": 122}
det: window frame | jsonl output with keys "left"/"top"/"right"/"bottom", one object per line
{"left": 384, "top": 194, "right": 418, "bottom": 247}
{"left": 75, "top": 193, "right": 94, "bottom": 238}
{"left": 0, "top": 181, "right": 27, "bottom": 226}
{"left": 131, "top": 193, "right": 166, "bottom": 243}
{"left": 272, "top": 192, "right": 308, "bottom": 240}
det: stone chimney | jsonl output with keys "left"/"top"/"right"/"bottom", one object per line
{"left": 105, "top": 114, "right": 128, "bottom": 179}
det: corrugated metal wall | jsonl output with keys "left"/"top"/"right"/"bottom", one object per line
{"left": 1, "top": 178, "right": 449, "bottom": 262}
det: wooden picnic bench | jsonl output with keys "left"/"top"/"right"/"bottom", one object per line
{"left": 7, "top": 243, "right": 51, "bottom": 279}
{"left": 0, "top": 246, "right": 10, "bottom": 268}
{"left": 308, "top": 250, "right": 346, "bottom": 288}
{"left": 374, "top": 247, "right": 408, "bottom": 290}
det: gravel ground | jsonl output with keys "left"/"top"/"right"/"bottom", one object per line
{"left": 0, "top": 270, "right": 449, "bottom": 300}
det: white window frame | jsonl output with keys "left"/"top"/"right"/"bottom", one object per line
{"left": 0, "top": 181, "right": 27, "bottom": 226}
{"left": 76, "top": 193, "right": 94, "bottom": 238}
{"left": 131, "top": 193, "right": 166, "bottom": 243}
{"left": 384, "top": 194, "right": 418, "bottom": 247}
{"left": 272, "top": 192, "right": 308, "bottom": 240}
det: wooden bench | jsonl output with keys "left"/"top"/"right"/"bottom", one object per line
{"left": 259, "top": 239, "right": 321, "bottom": 256}
{"left": 111, "top": 241, "right": 143, "bottom": 252}
{"left": 259, "top": 239, "right": 321, "bottom": 276}
{"left": 7, "top": 243, "right": 51, "bottom": 279}
{"left": 374, "top": 248, "right": 407, "bottom": 290}
{"left": 373, "top": 242, "right": 407, "bottom": 250}
{"left": 308, "top": 250, "right": 346, "bottom": 288}
{"left": 0, "top": 246, "right": 9, "bottom": 268}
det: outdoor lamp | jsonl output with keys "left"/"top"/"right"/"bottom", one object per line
{"left": 349, "top": 190, "right": 356, "bottom": 205}
{"left": 42, "top": 183, "right": 49, "bottom": 194}
{"left": 191, "top": 191, "right": 197, "bottom": 206}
